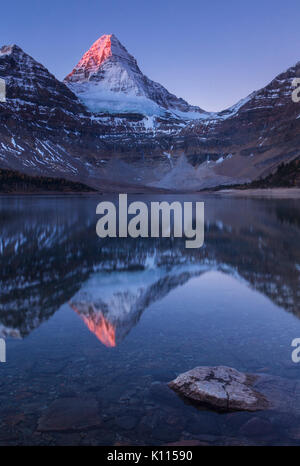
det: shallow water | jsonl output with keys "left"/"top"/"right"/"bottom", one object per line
{"left": 0, "top": 194, "right": 300, "bottom": 445}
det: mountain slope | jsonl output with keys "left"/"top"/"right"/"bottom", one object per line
{"left": 176, "top": 61, "right": 300, "bottom": 186}
{"left": 64, "top": 34, "right": 205, "bottom": 118}
{"left": 0, "top": 44, "right": 96, "bottom": 179}
{"left": 0, "top": 44, "right": 175, "bottom": 188}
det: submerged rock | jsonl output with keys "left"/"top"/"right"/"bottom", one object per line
{"left": 168, "top": 366, "right": 269, "bottom": 412}
{"left": 37, "top": 397, "right": 101, "bottom": 432}
{"left": 239, "top": 417, "right": 276, "bottom": 437}
{"left": 164, "top": 440, "right": 209, "bottom": 446}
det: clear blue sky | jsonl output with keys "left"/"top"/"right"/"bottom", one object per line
{"left": 1, "top": 0, "right": 299, "bottom": 111}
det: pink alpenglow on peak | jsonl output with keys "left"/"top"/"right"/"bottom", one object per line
{"left": 64, "top": 34, "right": 205, "bottom": 118}
{"left": 65, "top": 34, "right": 135, "bottom": 83}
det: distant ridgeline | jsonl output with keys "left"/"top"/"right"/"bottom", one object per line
{"left": 210, "top": 157, "right": 300, "bottom": 191}
{"left": 0, "top": 168, "right": 96, "bottom": 193}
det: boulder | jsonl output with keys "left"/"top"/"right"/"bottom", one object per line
{"left": 168, "top": 366, "right": 269, "bottom": 412}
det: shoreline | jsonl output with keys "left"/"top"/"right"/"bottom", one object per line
{"left": 213, "top": 187, "right": 300, "bottom": 198}
{"left": 1, "top": 187, "right": 300, "bottom": 198}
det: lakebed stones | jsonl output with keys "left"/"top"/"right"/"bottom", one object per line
{"left": 37, "top": 397, "right": 101, "bottom": 432}
{"left": 168, "top": 366, "right": 269, "bottom": 412}
{"left": 239, "top": 417, "right": 276, "bottom": 437}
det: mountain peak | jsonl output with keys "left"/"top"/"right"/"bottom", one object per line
{"left": 65, "top": 34, "right": 137, "bottom": 83}
{"left": 64, "top": 34, "right": 203, "bottom": 117}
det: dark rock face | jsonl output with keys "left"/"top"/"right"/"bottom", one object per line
{"left": 0, "top": 45, "right": 100, "bottom": 182}
{"left": 0, "top": 45, "right": 85, "bottom": 114}
{"left": 37, "top": 397, "right": 101, "bottom": 432}
{"left": 168, "top": 366, "right": 269, "bottom": 412}
{"left": 180, "top": 62, "right": 300, "bottom": 182}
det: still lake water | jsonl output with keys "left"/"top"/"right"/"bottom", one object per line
{"left": 0, "top": 194, "right": 300, "bottom": 445}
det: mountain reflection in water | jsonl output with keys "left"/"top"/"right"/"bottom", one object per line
{"left": 70, "top": 265, "right": 206, "bottom": 346}
{"left": 0, "top": 195, "right": 300, "bottom": 344}
{"left": 72, "top": 305, "right": 117, "bottom": 347}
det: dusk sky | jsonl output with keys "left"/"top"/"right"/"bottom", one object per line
{"left": 1, "top": 0, "right": 300, "bottom": 111}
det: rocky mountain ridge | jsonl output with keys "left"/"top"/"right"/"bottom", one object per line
{"left": 0, "top": 38, "right": 300, "bottom": 190}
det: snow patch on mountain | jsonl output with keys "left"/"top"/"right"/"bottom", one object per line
{"left": 71, "top": 87, "right": 165, "bottom": 116}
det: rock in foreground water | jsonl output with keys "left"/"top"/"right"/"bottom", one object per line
{"left": 37, "top": 397, "right": 101, "bottom": 432}
{"left": 168, "top": 366, "right": 269, "bottom": 412}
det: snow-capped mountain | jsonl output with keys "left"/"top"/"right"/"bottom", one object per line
{"left": 0, "top": 39, "right": 300, "bottom": 190}
{"left": 64, "top": 34, "right": 205, "bottom": 118}
{"left": 0, "top": 43, "right": 172, "bottom": 190}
